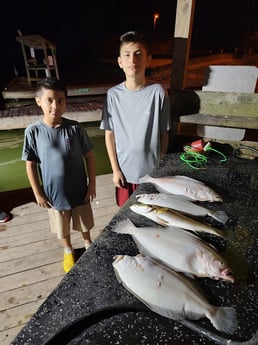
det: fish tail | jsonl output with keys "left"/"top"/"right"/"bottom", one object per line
{"left": 210, "top": 306, "right": 237, "bottom": 334}
{"left": 208, "top": 228, "right": 225, "bottom": 238}
{"left": 111, "top": 218, "right": 135, "bottom": 234}
{"left": 208, "top": 210, "right": 229, "bottom": 224}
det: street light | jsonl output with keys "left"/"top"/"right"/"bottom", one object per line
{"left": 153, "top": 13, "right": 159, "bottom": 32}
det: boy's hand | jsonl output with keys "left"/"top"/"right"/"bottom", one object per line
{"left": 113, "top": 170, "right": 125, "bottom": 188}
{"left": 84, "top": 185, "right": 96, "bottom": 202}
{"left": 35, "top": 194, "right": 52, "bottom": 208}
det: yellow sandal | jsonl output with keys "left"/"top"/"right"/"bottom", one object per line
{"left": 63, "top": 252, "right": 75, "bottom": 273}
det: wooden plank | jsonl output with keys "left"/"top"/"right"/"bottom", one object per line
{"left": 171, "top": 0, "right": 196, "bottom": 89}
{"left": 0, "top": 248, "right": 65, "bottom": 277}
{"left": 0, "top": 276, "right": 62, "bottom": 311}
{"left": 0, "top": 214, "right": 116, "bottom": 273}
{"left": 0, "top": 324, "right": 24, "bottom": 345}
{"left": 1, "top": 207, "right": 48, "bottom": 227}
{"left": 0, "top": 299, "right": 45, "bottom": 331}
{"left": 0, "top": 232, "right": 85, "bottom": 262}
{"left": 0, "top": 233, "right": 59, "bottom": 258}
{"left": 0, "top": 219, "right": 50, "bottom": 239}
{"left": 16, "top": 35, "right": 56, "bottom": 49}
{"left": 0, "top": 174, "right": 119, "bottom": 345}
{"left": 0, "top": 262, "right": 64, "bottom": 293}
{"left": 172, "top": 90, "right": 258, "bottom": 118}
{"left": 0, "top": 110, "right": 102, "bottom": 130}
{"left": 91, "top": 212, "right": 118, "bottom": 228}
{"left": 180, "top": 113, "right": 258, "bottom": 129}
{"left": 196, "top": 91, "right": 258, "bottom": 117}
{"left": 2, "top": 77, "right": 113, "bottom": 99}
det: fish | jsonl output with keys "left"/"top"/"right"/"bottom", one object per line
{"left": 112, "top": 254, "right": 238, "bottom": 334}
{"left": 111, "top": 218, "right": 235, "bottom": 282}
{"left": 136, "top": 193, "right": 229, "bottom": 224}
{"left": 130, "top": 203, "right": 225, "bottom": 238}
{"left": 138, "top": 175, "right": 223, "bottom": 202}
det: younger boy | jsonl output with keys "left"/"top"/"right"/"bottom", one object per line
{"left": 22, "top": 77, "right": 96, "bottom": 273}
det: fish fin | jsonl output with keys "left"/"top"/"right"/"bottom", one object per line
{"left": 196, "top": 225, "right": 225, "bottom": 238}
{"left": 174, "top": 175, "right": 205, "bottom": 185}
{"left": 143, "top": 303, "right": 185, "bottom": 320}
{"left": 111, "top": 218, "right": 135, "bottom": 234}
{"left": 168, "top": 194, "right": 193, "bottom": 201}
{"left": 208, "top": 210, "right": 229, "bottom": 224}
{"left": 209, "top": 306, "right": 237, "bottom": 334}
{"left": 209, "top": 228, "right": 225, "bottom": 238}
{"left": 156, "top": 216, "right": 170, "bottom": 226}
{"left": 138, "top": 175, "right": 151, "bottom": 184}
{"left": 182, "top": 272, "right": 196, "bottom": 280}
{"left": 113, "top": 269, "right": 123, "bottom": 284}
{"left": 132, "top": 238, "right": 154, "bottom": 258}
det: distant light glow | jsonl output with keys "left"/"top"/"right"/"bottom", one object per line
{"left": 153, "top": 13, "right": 160, "bottom": 32}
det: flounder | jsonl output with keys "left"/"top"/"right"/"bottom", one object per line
{"left": 112, "top": 218, "right": 235, "bottom": 282}
{"left": 112, "top": 254, "right": 237, "bottom": 334}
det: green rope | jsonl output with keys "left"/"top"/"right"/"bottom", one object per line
{"left": 206, "top": 146, "right": 227, "bottom": 162}
{"left": 180, "top": 145, "right": 227, "bottom": 170}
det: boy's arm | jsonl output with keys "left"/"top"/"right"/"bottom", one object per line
{"left": 160, "top": 130, "right": 169, "bottom": 157}
{"left": 25, "top": 161, "right": 51, "bottom": 208}
{"left": 84, "top": 150, "right": 96, "bottom": 202}
{"left": 105, "top": 130, "right": 124, "bottom": 187}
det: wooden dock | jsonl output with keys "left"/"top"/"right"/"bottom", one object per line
{"left": 0, "top": 95, "right": 105, "bottom": 130}
{"left": 2, "top": 77, "right": 114, "bottom": 100}
{"left": 0, "top": 173, "right": 119, "bottom": 345}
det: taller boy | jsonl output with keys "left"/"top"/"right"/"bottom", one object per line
{"left": 100, "top": 30, "right": 171, "bottom": 207}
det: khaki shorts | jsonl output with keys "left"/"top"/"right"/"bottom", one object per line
{"left": 48, "top": 203, "right": 94, "bottom": 239}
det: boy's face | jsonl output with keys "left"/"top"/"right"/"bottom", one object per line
{"left": 118, "top": 42, "right": 151, "bottom": 78}
{"left": 35, "top": 88, "right": 67, "bottom": 124}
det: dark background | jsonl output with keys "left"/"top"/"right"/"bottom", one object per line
{"left": 0, "top": 0, "right": 257, "bottom": 90}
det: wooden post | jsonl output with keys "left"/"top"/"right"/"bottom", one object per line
{"left": 171, "top": 0, "right": 196, "bottom": 90}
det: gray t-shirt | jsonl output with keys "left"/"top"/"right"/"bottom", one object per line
{"left": 100, "top": 82, "right": 171, "bottom": 183}
{"left": 22, "top": 118, "right": 93, "bottom": 210}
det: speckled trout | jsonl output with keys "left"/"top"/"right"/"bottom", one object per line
{"left": 136, "top": 193, "right": 229, "bottom": 224}
{"left": 130, "top": 203, "right": 224, "bottom": 238}
{"left": 138, "top": 175, "right": 223, "bottom": 202}
{"left": 112, "top": 254, "right": 237, "bottom": 334}
{"left": 112, "top": 218, "right": 235, "bottom": 282}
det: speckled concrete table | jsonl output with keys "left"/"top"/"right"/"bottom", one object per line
{"left": 11, "top": 151, "right": 258, "bottom": 345}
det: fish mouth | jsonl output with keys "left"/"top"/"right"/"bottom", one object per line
{"left": 221, "top": 268, "right": 235, "bottom": 283}
{"left": 136, "top": 194, "right": 157, "bottom": 202}
{"left": 213, "top": 196, "right": 223, "bottom": 202}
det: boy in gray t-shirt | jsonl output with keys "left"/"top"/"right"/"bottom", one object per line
{"left": 22, "top": 77, "right": 96, "bottom": 273}
{"left": 100, "top": 30, "right": 171, "bottom": 207}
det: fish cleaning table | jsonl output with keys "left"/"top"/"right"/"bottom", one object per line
{"left": 11, "top": 151, "right": 258, "bottom": 345}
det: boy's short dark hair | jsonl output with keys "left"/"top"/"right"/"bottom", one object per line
{"left": 119, "top": 30, "right": 149, "bottom": 52}
{"left": 35, "top": 77, "right": 67, "bottom": 98}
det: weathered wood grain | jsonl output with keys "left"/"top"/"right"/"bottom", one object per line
{"left": 0, "top": 173, "right": 119, "bottom": 345}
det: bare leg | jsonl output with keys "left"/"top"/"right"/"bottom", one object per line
{"left": 62, "top": 233, "right": 73, "bottom": 250}
{"left": 81, "top": 231, "right": 92, "bottom": 249}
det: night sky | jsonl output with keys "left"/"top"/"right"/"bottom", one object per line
{"left": 0, "top": 0, "right": 257, "bottom": 88}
